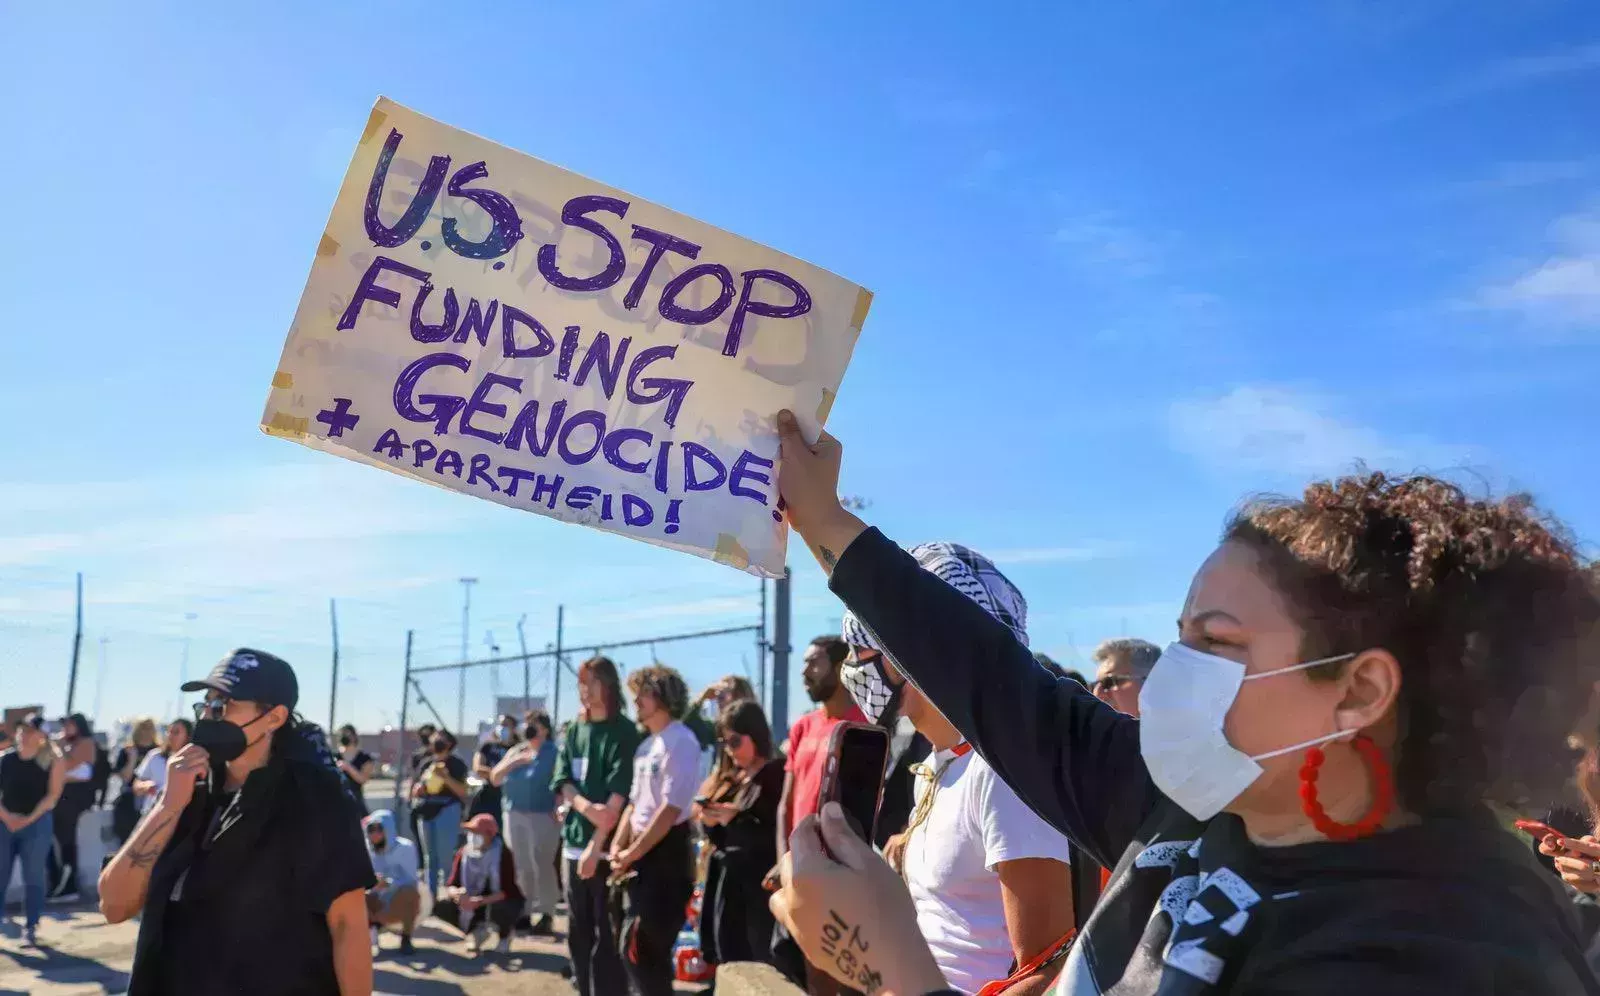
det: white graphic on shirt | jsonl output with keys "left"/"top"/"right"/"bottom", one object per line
{"left": 1134, "top": 838, "right": 1195, "bottom": 870}
{"left": 1166, "top": 937, "right": 1226, "bottom": 984}
{"left": 1162, "top": 865, "right": 1262, "bottom": 983}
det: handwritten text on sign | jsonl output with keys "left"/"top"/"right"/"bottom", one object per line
{"left": 262, "top": 97, "right": 870, "bottom": 577}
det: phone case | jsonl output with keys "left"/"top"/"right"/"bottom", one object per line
{"left": 817, "top": 721, "right": 890, "bottom": 845}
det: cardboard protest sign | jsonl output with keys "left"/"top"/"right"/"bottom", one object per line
{"left": 262, "top": 97, "right": 870, "bottom": 577}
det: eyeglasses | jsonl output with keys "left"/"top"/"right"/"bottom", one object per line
{"left": 193, "top": 698, "right": 229, "bottom": 721}
{"left": 720, "top": 732, "right": 747, "bottom": 751}
{"left": 1092, "top": 675, "right": 1142, "bottom": 694}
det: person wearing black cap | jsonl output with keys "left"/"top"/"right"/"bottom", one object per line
{"left": 0, "top": 715, "right": 65, "bottom": 946}
{"left": 98, "top": 649, "right": 376, "bottom": 995}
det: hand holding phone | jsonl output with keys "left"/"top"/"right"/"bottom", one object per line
{"left": 818, "top": 722, "right": 890, "bottom": 853}
{"left": 1515, "top": 819, "right": 1565, "bottom": 842}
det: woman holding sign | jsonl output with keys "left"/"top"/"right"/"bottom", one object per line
{"left": 768, "top": 410, "right": 1600, "bottom": 996}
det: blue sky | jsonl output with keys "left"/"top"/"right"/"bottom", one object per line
{"left": 3, "top": 2, "right": 1597, "bottom": 737}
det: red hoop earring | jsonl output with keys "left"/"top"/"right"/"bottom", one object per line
{"left": 1298, "top": 734, "right": 1395, "bottom": 841}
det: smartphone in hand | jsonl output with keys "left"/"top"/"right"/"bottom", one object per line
{"left": 818, "top": 722, "right": 891, "bottom": 853}
{"left": 1515, "top": 819, "right": 1565, "bottom": 842}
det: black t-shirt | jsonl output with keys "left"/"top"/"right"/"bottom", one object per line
{"left": 469, "top": 741, "right": 509, "bottom": 816}
{"left": 705, "top": 757, "right": 785, "bottom": 865}
{"left": 339, "top": 749, "right": 374, "bottom": 811}
{"left": 413, "top": 753, "right": 469, "bottom": 820}
{"left": 0, "top": 748, "right": 50, "bottom": 815}
{"left": 127, "top": 756, "right": 375, "bottom": 996}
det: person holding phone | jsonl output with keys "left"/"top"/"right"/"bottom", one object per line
{"left": 491, "top": 709, "right": 560, "bottom": 937}
{"left": 695, "top": 700, "right": 786, "bottom": 977}
{"left": 609, "top": 665, "right": 701, "bottom": 996}
{"left": 769, "top": 410, "right": 1600, "bottom": 996}
{"left": 839, "top": 543, "right": 1076, "bottom": 996}
{"left": 411, "top": 730, "right": 470, "bottom": 899}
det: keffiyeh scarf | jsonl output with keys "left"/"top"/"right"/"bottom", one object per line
{"left": 840, "top": 542, "right": 1028, "bottom": 725}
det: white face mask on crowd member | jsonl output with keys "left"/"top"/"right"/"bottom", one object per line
{"left": 1139, "top": 642, "right": 1357, "bottom": 820}
{"left": 467, "top": 832, "right": 487, "bottom": 851}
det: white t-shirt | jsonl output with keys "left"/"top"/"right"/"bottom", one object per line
{"left": 902, "top": 747, "right": 1073, "bottom": 995}
{"left": 628, "top": 720, "right": 701, "bottom": 833}
{"left": 133, "top": 750, "right": 169, "bottom": 814}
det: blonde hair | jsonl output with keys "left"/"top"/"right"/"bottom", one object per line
{"left": 130, "top": 716, "right": 161, "bottom": 748}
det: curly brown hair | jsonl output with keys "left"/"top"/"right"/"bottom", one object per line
{"left": 626, "top": 664, "right": 690, "bottom": 722}
{"left": 1225, "top": 472, "right": 1600, "bottom": 815}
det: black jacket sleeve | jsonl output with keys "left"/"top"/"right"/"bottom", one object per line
{"left": 829, "top": 527, "right": 1163, "bottom": 867}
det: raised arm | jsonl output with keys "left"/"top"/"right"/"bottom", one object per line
{"left": 100, "top": 744, "right": 209, "bottom": 922}
{"left": 775, "top": 412, "right": 1162, "bottom": 865}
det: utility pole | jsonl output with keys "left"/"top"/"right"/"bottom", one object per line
{"left": 393, "top": 630, "right": 413, "bottom": 815}
{"left": 771, "top": 567, "right": 792, "bottom": 735}
{"left": 65, "top": 573, "right": 84, "bottom": 714}
{"left": 328, "top": 599, "right": 341, "bottom": 733}
{"left": 457, "top": 578, "right": 477, "bottom": 733}
{"left": 553, "top": 605, "right": 565, "bottom": 726}
{"left": 516, "top": 615, "right": 530, "bottom": 715}
{"left": 757, "top": 579, "right": 768, "bottom": 709}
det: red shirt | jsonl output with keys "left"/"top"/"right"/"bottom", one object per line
{"left": 784, "top": 704, "right": 867, "bottom": 836}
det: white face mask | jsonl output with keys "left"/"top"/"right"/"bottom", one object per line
{"left": 1139, "top": 642, "right": 1356, "bottom": 820}
{"left": 467, "top": 832, "right": 488, "bottom": 851}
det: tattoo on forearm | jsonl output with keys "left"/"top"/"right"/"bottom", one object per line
{"left": 821, "top": 909, "right": 883, "bottom": 994}
{"left": 819, "top": 546, "right": 838, "bottom": 571}
{"left": 124, "top": 811, "right": 178, "bottom": 869}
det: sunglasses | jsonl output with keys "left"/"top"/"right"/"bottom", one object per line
{"left": 1092, "top": 675, "right": 1141, "bottom": 694}
{"left": 193, "top": 698, "right": 230, "bottom": 721}
{"left": 719, "top": 732, "right": 748, "bottom": 750}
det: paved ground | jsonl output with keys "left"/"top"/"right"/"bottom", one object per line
{"left": 0, "top": 901, "right": 585, "bottom": 995}
{"left": 0, "top": 782, "right": 717, "bottom": 994}
{"left": 0, "top": 902, "right": 716, "bottom": 995}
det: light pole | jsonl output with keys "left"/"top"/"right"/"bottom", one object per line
{"left": 457, "top": 578, "right": 477, "bottom": 733}
{"left": 176, "top": 612, "right": 198, "bottom": 718}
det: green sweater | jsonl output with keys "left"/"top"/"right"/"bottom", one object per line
{"left": 552, "top": 714, "right": 641, "bottom": 852}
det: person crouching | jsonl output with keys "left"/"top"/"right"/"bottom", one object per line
{"left": 362, "top": 809, "right": 421, "bottom": 956}
{"left": 433, "top": 813, "right": 522, "bottom": 955}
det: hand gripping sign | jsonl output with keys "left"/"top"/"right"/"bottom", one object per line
{"left": 262, "top": 97, "right": 870, "bottom": 577}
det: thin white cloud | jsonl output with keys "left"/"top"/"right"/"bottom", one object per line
{"left": 1169, "top": 386, "right": 1470, "bottom": 477}
{"left": 988, "top": 544, "right": 1128, "bottom": 566}
{"left": 1365, "top": 42, "right": 1600, "bottom": 125}
{"left": 1430, "top": 159, "right": 1595, "bottom": 200}
{"left": 1054, "top": 216, "right": 1167, "bottom": 279}
{"left": 1476, "top": 207, "right": 1600, "bottom": 331}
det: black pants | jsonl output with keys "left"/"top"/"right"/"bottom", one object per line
{"left": 433, "top": 896, "right": 519, "bottom": 939}
{"left": 51, "top": 783, "right": 94, "bottom": 894}
{"left": 620, "top": 823, "right": 694, "bottom": 996}
{"left": 567, "top": 856, "right": 626, "bottom": 996}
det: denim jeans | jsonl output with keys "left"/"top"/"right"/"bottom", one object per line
{"left": 0, "top": 812, "right": 55, "bottom": 928}
{"left": 418, "top": 801, "right": 462, "bottom": 898}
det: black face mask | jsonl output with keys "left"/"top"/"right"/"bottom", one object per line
{"left": 339, "top": 736, "right": 355, "bottom": 748}
{"left": 523, "top": 726, "right": 540, "bottom": 741}
{"left": 369, "top": 834, "right": 386, "bottom": 851}
{"left": 192, "top": 712, "right": 271, "bottom": 765}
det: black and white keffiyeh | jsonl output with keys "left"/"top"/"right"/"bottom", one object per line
{"left": 840, "top": 541, "right": 1028, "bottom": 724}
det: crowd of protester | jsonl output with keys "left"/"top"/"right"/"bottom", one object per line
{"left": 6, "top": 411, "right": 1600, "bottom": 996}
